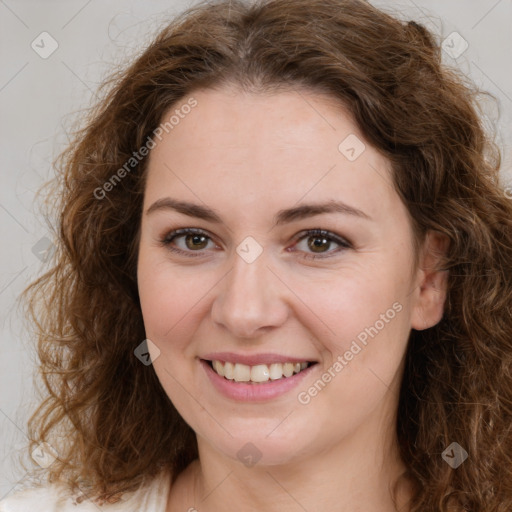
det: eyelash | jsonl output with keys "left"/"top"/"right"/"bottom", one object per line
{"left": 159, "top": 228, "right": 352, "bottom": 260}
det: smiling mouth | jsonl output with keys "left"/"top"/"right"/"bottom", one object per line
{"left": 204, "top": 359, "right": 317, "bottom": 384}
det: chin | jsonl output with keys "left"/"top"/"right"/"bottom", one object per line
{"left": 203, "top": 428, "right": 315, "bottom": 468}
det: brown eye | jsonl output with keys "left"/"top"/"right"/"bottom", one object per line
{"left": 184, "top": 233, "right": 209, "bottom": 250}
{"left": 307, "top": 235, "right": 333, "bottom": 253}
{"left": 293, "top": 229, "right": 352, "bottom": 260}
{"left": 161, "top": 228, "right": 217, "bottom": 257}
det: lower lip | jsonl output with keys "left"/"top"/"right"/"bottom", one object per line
{"left": 200, "top": 359, "right": 316, "bottom": 402}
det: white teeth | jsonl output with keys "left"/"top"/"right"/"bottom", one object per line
{"left": 233, "top": 363, "right": 251, "bottom": 382}
{"left": 282, "top": 362, "right": 294, "bottom": 377}
{"left": 224, "top": 361, "right": 235, "bottom": 380}
{"left": 251, "top": 364, "right": 270, "bottom": 383}
{"left": 213, "top": 360, "right": 225, "bottom": 377}
{"left": 210, "top": 360, "right": 311, "bottom": 383}
{"left": 269, "top": 363, "right": 283, "bottom": 380}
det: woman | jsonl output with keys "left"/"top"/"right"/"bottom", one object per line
{"left": 2, "top": 0, "right": 512, "bottom": 510}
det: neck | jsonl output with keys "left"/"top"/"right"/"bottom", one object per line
{"left": 168, "top": 425, "right": 414, "bottom": 512}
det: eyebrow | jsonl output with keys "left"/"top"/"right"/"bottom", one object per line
{"left": 145, "top": 197, "right": 372, "bottom": 224}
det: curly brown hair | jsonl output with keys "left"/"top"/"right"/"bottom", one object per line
{"left": 21, "top": 0, "right": 512, "bottom": 510}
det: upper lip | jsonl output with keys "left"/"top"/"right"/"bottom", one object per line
{"left": 201, "top": 352, "right": 317, "bottom": 366}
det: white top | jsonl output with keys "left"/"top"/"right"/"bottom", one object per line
{"left": 0, "top": 471, "right": 170, "bottom": 512}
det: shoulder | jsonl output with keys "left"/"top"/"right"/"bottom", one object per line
{"left": 0, "top": 471, "right": 171, "bottom": 512}
{"left": 0, "top": 484, "right": 92, "bottom": 512}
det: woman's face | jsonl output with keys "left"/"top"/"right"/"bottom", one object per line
{"left": 137, "top": 85, "right": 445, "bottom": 467}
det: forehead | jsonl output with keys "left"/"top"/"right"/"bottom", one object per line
{"left": 143, "top": 86, "right": 402, "bottom": 225}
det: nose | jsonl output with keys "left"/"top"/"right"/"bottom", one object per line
{"left": 210, "top": 248, "right": 289, "bottom": 339}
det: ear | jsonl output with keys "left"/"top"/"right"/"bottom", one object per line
{"left": 410, "top": 230, "right": 450, "bottom": 331}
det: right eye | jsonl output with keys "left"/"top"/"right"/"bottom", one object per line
{"left": 160, "top": 228, "right": 219, "bottom": 257}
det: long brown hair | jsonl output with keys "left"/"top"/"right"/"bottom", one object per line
{"left": 22, "top": 0, "right": 512, "bottom": 509}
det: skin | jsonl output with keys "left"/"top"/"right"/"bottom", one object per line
{"left": 137, "top": 85, "right": 448, "bottom": 512}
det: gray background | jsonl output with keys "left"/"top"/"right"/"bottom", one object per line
{"left": 1, "top": 0, "right": 511, "bottom": 500}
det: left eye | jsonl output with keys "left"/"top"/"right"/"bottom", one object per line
{"left": 160, "top": 228, "right": 351, "bottom": 259}
{"left": 291, "top": 229, "right": 352, "bottom": 259}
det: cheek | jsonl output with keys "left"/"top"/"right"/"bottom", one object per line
{"left": 138, "top": 250, "right": 180, "bottom": 340}
{"left": 302, "top": 265, "right": 407, "bottom": 340}
{"left": 137, "top": 250, "right": 214, "bottom": 356}
{"left": 297, "top": 262, "right": 412, "bottom": 394}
